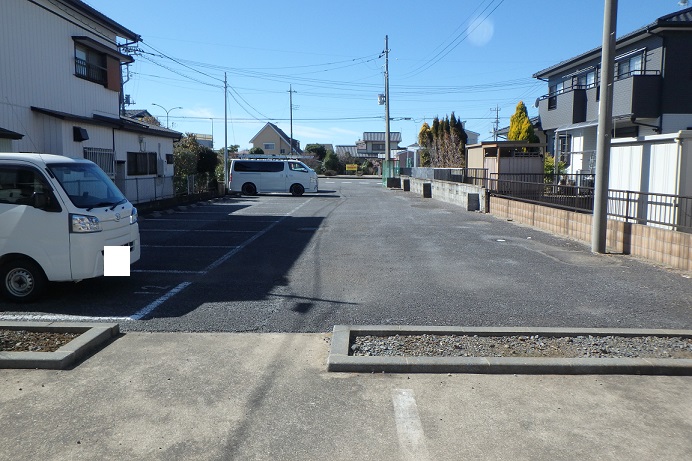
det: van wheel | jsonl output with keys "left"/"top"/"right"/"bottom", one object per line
{"left": 241, "top": 183, "right": 257, "bottom": 196}
{"left": 0, "top": 258, "right": 47, "bottom": 303}
{"left": 291, "top": 184, "right": 305, "bottom": 197}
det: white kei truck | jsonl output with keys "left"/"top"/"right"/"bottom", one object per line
{"left": 0, "top": 153, "right": 140, "bottom": 302}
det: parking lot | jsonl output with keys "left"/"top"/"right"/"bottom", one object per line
{"left": 1, "top": 178, "right": 691, "bottom": 332}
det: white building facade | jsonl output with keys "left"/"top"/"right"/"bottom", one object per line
{"left": 0, "top": 0, "right": 179, "bottom": 203}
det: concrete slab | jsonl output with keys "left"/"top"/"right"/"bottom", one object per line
{"left": 1, "top": 332, "right": 690, "bottom": 460}
{"left": 328, "top": 325, "right": 692, "bottom": 375}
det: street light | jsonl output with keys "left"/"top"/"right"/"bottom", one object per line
{"left": 151, "top": 103, "right": 182, "bottom": 129}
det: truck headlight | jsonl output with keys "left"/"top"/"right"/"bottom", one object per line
{"left": 70, "top": 214, "right": 102, "bottom": 233}
{"left": 130, "top": 207, "right": 138, "bottom": 224}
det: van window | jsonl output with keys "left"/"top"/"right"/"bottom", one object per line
{"left": 233, "top": 161, "right": 284, "bottom": 173}
{"left": 288, "top": 162, "right": 308, "bottom": 173}
{"left": 49, "top": 162, "right": 125, "bottom": 209}
{"left": 0, "top": 166, "right": 54, "bottom": 206}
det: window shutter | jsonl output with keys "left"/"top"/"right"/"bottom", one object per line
{"left": 106, "top": 56, "right": 121, "bottom": 91}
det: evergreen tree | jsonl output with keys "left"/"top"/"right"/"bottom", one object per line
{"left": 418, "top": 122, "right": 433, "bottom": 168}
{"left": 508, "top": 101, "right": 538, "bottom": 143}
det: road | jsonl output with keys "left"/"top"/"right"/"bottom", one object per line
{"left": 1, "top": 178, "right": 691, "bottom": 331}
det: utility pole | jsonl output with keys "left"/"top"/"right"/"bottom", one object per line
{"left": 224, "top": 72, "right": 228, "bottom": 193}
{"left": 384, "top": 35, "right": 391, "bottom": 165}
{"left": 592, "top": 0, "right": 617, "bottom": 253}
{"left": 491, "top": 105, "right": 501, "bottom": 141}
{"left": 289, "top": 85, "right": 296, "bottom": 155}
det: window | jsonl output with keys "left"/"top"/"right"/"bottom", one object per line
{"left": 0, "top": 166, "right": 55, "bottom": 208}
{"left": 263, "top": 143, "right": 275, "bottom": 150}
{"left": 75, "top": 44, "right": 107, "bottom": 85}
{"left": 576, "top": 70, "right": 596, "bottom": 88}
{"left": 372, "top": 143, "right": 385, "bottom": 151}
{"left": 83, "top": 147, "right": 115, "bottom": 178}
{"left": 233, "top": 161, "right": 284, "bottom": 172}
{"left": 558, "top": 134, "right": 572, "bottom": 167}
{"left": 548, "top": 81, "right": 564, "bottom": 110}
{"left": 127, "top": 152, "right": 158, "bottom": 176}
{"left": 288, "top": 161, "right": 308, "bottom": 173}
{"left": 617, "top": 53, "right": 643, "bottom": 78}
{"left": 613, "top": 125, "right": 639, "bottom": 138}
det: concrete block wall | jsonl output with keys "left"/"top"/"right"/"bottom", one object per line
{"left": 405, "top": 176, "right": 486, "bottom": 212}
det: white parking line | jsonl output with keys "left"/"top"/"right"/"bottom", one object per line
{"left": 131, "top": 270, "right": 205, "bottom": 274}
{"left": 141, "top": 245, "right": 239, "bottom": 249}
{"left": 204, "top": 199, "right": 312, "bottom": 272}
{"left": 391, "top": 389, "right": 430, "bottom": 461}
{"left": 140, "top": 229, "right": 257, "bottom": 233}
{"left": 0, "top": 313, "right": 131, "bottom": 322}
{"left": 129, "top": 282, "right": 192, "bottom": 320}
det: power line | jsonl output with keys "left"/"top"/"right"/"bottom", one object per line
{"left": 401, "top": 0, "right": 507, "bottom": 79}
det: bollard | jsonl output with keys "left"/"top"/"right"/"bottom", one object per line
{"left": 468, "top": 193, "right": 480, "bottom": 211}
{"left": 386, "top": 177, "right": 401, "bottom": 188}
{"left": 423, "top": 182, "right": 432, "bottom": 198}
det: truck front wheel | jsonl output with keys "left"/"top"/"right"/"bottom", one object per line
{"left": 0, "top": 258, "right": 48, "bottom": 303}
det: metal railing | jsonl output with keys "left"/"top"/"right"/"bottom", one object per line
{"left": 608, "top": 190, "right": 692, "bottom": 232}
{"left": 402, "top": 167, "right": 488, "bottom": 187}
{"left": 487, "top": 174, "right": 691, "bottom": 232}
{"left": 119, "top": 174, "right": 217, "bottom": 204}
{"left": 488, "top": 173, "right": 595, "bottom": 213}
{"left": 75, "top": 57, "right": 106, "bottom": 84}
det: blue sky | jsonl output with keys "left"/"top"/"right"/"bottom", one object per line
{"left": 84, "top": 0, "right": 685, "bottom": 151}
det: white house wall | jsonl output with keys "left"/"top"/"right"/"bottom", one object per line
{"left": 0, "top": 0, "right": 121, "bottom": 152}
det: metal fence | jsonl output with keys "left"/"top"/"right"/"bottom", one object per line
{"left": 608, "top": 189, "right": 692, "bottom": 232}
{"left": 489, "top": 174, "right": 691, "bottom": 232}
{"left": 489, "top": 173, "right": 595, "bottom": 213}
{"left": 120, "top": 174, "right": 216, "bottom": 204}
{"left": 402, "top": 167, "right": 488, "bottom": 186}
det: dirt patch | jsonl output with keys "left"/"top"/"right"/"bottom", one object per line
{"left": 0, "top": 329, "right": 80, "bottom": 352}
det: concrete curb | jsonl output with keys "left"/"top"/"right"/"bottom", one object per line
{"left": 0, "top": 322, "right": 119, "bottom": 369}
{"left": 327, "top": 325, "right": 692, "bottom": 375}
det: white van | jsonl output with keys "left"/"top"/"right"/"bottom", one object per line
{"left": 228, "top": 158, "right": 318, "bottom": 196}
{"left": 0, "top": 153, "right": 140, "bottom": 302}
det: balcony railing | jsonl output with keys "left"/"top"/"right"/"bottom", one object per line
{"left": 538, "top": 70, "right": 661, "bottom": 129}
{"left": 75, "top": 57, "right": 106, "bottom": 85}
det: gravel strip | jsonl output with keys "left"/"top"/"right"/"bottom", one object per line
{"left": 0, "top": 329, "right": 79, "bottom": 352}
{"left": 351, "top": 334, "right": 692, "bottom": 359}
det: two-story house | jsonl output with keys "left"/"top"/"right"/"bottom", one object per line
{"left": 249, "top": 122, "right": 302, "bottom": 155}
{"left": 533, "top": 7, "right": 692, "bottom": 176}
{"left": 356, "top": 132, "right": 402, "bottom": 158}
{"left": 0, "top": 0, "right": 180, "bottom": 203}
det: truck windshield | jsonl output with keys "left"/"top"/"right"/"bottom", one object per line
{"left": 48, "top": 163, "right": 126, "bottom": 209}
